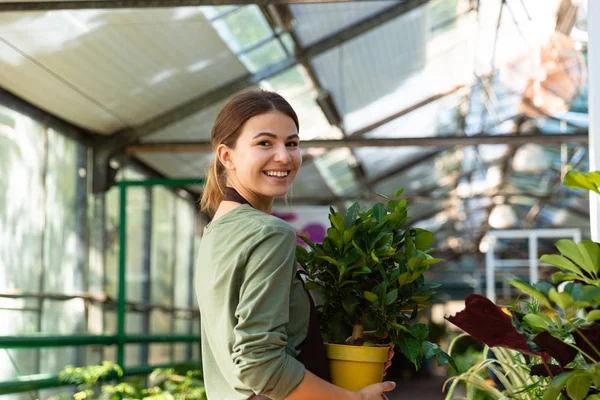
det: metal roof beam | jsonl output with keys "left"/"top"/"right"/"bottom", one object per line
{"left": 0, "top": 0, "right": 383, "bottom": 11}
{"left": 126, "top": 132, "right": 589, "bottom": 153}
{"left": 99, "top": 0, "right": 428, "bottom": 149}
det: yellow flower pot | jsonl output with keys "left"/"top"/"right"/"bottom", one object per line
{"left": 325, "top": 343, "right": 389, "bottom": 391}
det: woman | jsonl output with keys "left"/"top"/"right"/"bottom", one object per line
{"left": 195, "top": 90, "right": 395, "bottom": 400}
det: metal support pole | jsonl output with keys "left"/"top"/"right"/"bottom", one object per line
{"left": 117, "top": 184, "right": 127, "bottom": 367}
{"left": 590, "top": 0, "right": 600, "bottom": 240}
{"left": 529, "top": 233, "right": 539, "bottom": 284}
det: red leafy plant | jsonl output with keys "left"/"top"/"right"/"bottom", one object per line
{"left": 446, "top": 238, "right": 600, "bottom": 400}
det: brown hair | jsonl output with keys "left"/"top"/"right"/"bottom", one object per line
{"left": 199, "top": 90, "right": 299, "bottom": 213}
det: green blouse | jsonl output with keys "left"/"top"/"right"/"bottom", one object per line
{"left": 194, "top": 205, "right": 310, "bottom": 400}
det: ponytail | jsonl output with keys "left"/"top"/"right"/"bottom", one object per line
{"left": 200, "top": 157, "right": 225, "bottom": 214}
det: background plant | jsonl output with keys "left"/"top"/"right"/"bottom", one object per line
{"left": 54, "top": 362, "right": 207, "bottom": 400}
{"left": 296, "top": 189, "right": 455, "bottom": 371}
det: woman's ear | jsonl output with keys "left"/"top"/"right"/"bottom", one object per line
{"left": 216, "top": 144, "right": 235, "bottom": 171}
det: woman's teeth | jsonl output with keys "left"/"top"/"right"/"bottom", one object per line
{"left": 265, "top": 171, "right": 288, "bottom": 177}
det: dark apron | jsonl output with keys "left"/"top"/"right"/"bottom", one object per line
{"left": 221, "top": 188, "right": 330, "bottom": 400}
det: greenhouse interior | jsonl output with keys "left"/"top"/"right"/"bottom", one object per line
{"left": 1, "top": 0, "right": 599, "bottom": 399}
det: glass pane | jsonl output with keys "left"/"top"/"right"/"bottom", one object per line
{"left": 200, "top": 5, "right": 238, "bottom": 20}
{"left": 124, "top": 344, "right": 143, "bottom": 367}
{"left": 0, "top": 105, "right": 44, "bottom": 296}
{"left": 261, "top": 65, "right": 311, "bottom": 98}
{"left": 44, "top": 128, "right": 87, "bottom": 294}
{"left": 149, "top": 344, "right": 171, "bottom": 365}
{"left": 173, "top": 343, "right": 187, "bottom": 362}
{"left": 239, "top": 39, "right": 287, "bottom": 73}
{"left": 150, "top": 310, "right": 171, "bottom": 334}
{"left": 41, "top": 299, "right": 86, "bottom": 335}
{"left": 174, "top": 198, "right": 194, "bottom": 309}
{"left": 212, "top": 5, "right": 272, "bottom": 53}
{"left": 104, "top": 184, "right": 149, "bottom": 303}
{"left": 151, "top": 187, "right": 175, "bottom": 307}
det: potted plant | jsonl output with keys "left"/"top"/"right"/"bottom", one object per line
{"left": 444, "top": 170, "right": 600, "bottom": 399}
{"left": 295, "top": 189, "right": 455, "bottom": 391}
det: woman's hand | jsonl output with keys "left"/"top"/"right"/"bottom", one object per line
{"left": 356, "top": 381, "right": 396, "bottom": 400}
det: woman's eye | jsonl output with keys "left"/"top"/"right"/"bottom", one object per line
{"left": 258, "top": 141, "right": 271, "bottom": 147}
{"left": 287, "top": 142, "right": 299, "bottom": 147}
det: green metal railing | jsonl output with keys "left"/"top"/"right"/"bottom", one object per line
{"left": 0, "top": 178, "right": 205, "bottom": 395}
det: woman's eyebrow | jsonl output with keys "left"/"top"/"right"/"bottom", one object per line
{"left": 252, "top": 132, "right": 300, "bottom": 140}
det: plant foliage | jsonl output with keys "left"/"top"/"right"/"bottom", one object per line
{"left": 295, "top": 190, "right": 454, "bottom": 370}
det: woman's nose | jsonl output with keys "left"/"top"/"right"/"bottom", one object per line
{"left": 274, "top": 146, "right": 292, "bottom": 163}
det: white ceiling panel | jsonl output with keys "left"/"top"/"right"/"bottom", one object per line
{"left": 0, "top": 38, "right": 123, "bottom": 133}
{"left": 136, "top": 152, "right": 213, "bottom": 180}
{"left": 0, "top": 8, "right": 247, "bottom": 133}
{"left": 143, "top": 97, "right": 231, "bottom": 142}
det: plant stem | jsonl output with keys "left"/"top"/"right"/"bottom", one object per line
{"left": 352, "top": 324, "right": 364, "bottom": 341}
{"left": 541, "top": 358, "right": 555, "bottom": 378}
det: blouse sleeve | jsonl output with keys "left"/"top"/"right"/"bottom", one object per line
{"left": 231, "top": 227, "right": 306, "bottom": 399}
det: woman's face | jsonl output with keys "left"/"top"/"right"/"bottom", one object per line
{"left": 219, "top": 111, "right": 302, "bottom": 201}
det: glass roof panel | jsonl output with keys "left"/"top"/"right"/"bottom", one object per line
{"left": 211, "top": 6, "right": 272, "bottom": 53}
{"left": 290, "top": 1, "right": 400, "bottom": 47}
{"left": 239, "top": 38, "right": 287, "bottom": 73}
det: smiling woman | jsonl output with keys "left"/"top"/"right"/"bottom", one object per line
{"left": 194, "top": 90, "right": 396, "bottom": 400}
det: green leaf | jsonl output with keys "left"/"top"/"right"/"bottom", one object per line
{"left": 410, "top": 323, "right": 429, "bottom": 341}
{"left": 556, "top": 239, "right": 590, "bottom": 274}
{"left": 342, "top": 297, "right": 359, "bottom": 315}
{"left": 404, "top": 236, "right": 415, "bottom": 258}
{"left": 508, "top": 279, "right": 552, "bottom": 308}
{"left": 394, "top": 189, "right": 404, "bottom": 198}
{"left": 533, "top": 281, "right": 553, "bottom": 295}
{"left": 581, "top": 286, "right": 600, "bottom": 303}
{"left": 396, "top": 333, "right": 420, "bottom": 364}
{"left": 397, "top": 272, "right": 412, "bottom": 285}
{"left": 342, "top": 225, "right": 358, "bottom": 244}
{"left": 523, "top": 314, "right": 551, "bottom": 330}
{"left": 543, "top": 371, "right": 573, "bottom": 400}
{"left": 298, "top": 235, "right": 316, "bottom": 249}
{"left": 373, "top": 203, "right": 386, "bottom": 223}
{"left": 578, "top": 240, "right": 600, "bottom": 274}
{"left": 586, "top": 310, "right": 600, "bottom": 322}
{"left": 303, "top": 281, "right": 323, "bottom": 290}
{"left": 419, "top": 258, "right": 444, "bottom": 266}
{"left": 414, "top": 229, "right": 434, "bottom": 251}
{"left": 549, "top": 288, "right": 574, "bottom": 310}
{"left": 552, "top": 272, "right": 581, "bottom": 284}
{"left": 385, "top": 289, "right": 398, "bottom": 306}
{"left": 370, "top": 250, "right": 380, "bottom": 263}
{"left": 344, "top": 202, "right": 360, "bottom": 228}
{"left": 437, "top": 350, "right": 458, "bottom": 371}
{"left": 340, "top": 280, "right": 357, "bottom": 287}
{"left": 564, "top": 171, "right": 600, "bottom": 193}
{"left": 329, "top": 211, "right": 346, "bottom": 232}
{"left": 351, "top": 240, "right": 367, "bottom": 257}
{"left": 389, "top": 269, "right": 401, "bottom": 282}
{"left": 351, "top": 267, "right": 372, "bottom": 278}
{"left": 364, "top": 291, "right": 378, "bottom": 303}
{"left": 422, "top": 341, "right": 439, "bottom": 358}
{"left": 566, "top": 373, "right": 590, "bottom": 400}
{"left": 540, "top": 254, "right": 582, "bottom": 276}
{"left": 317, "top": 256, "right": 340, "bottom": 267}
{"left": 407, "top": 256, "right": 422, "bottom": 271}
